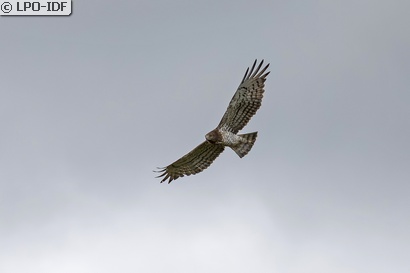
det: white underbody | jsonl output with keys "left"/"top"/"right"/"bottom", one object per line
{"left": 219, "top": 130, "right": 246, "bottom": 147}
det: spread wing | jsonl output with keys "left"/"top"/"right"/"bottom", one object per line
{"left": 217, "top": 60, "right": 270, "bottom": 133}
{"left": 156, "top": 141, "right": 225, "bottom": 183}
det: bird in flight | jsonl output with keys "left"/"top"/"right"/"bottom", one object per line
{"left": 156, "top": 60, "right": 270, "bottom": 183}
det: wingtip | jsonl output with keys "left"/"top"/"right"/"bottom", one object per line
{"left": 153, "top": 167, "right": 164, "bottom": 173}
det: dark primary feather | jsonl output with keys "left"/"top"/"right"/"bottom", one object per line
{"left": 156, "top": 141, "right": 225, "bottom": 183}
{"left": 218, "top": 59, "right": 270, "bottom": 133}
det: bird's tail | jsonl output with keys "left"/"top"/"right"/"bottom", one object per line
{"left": 231, "top": 132, "right": 258, "bottom": 158}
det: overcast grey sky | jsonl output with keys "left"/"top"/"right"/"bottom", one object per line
{"left": 1, "top": 1, "right": 409, "bottom": 272}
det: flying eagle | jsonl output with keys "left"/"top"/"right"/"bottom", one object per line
{"left": 156, "top": 60, "right": 270, "bottom": 183}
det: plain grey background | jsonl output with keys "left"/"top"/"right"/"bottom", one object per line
{"left": 1, "top": 1, "right": 409, "bottom": 272}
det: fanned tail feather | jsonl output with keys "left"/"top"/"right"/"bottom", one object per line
{"left": 231, "top": 132, "right": 258, "bottom": 158}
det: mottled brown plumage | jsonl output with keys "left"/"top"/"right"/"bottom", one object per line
{"left": 156, "top": 141, "right": 225, "bottom": 183}
{"left": 218, "top": 60, "right": 270, "bottom": 133}
{"left": 156, "top": 60, "right": 270, "bottom": 183}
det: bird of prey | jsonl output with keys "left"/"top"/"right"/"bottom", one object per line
{"left": 156, "top": 60, "right": 270, "bottom": 183}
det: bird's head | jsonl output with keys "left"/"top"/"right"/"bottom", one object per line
{"left": 205, "top": 129, "right": 221, "bottom": 144}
